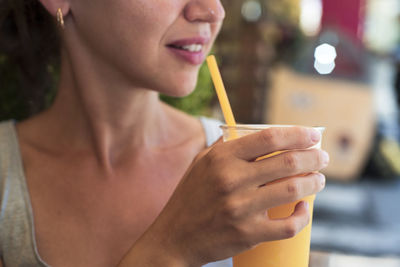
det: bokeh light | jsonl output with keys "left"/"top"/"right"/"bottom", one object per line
{"left": 314, "top": 43, "right": 337, "bottom": 75}
{"left": 241, "top": 0, "right": 263, "bottom": 22}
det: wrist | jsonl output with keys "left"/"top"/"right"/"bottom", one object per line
{"left": 118, "top": 228, "right": 199, "bottom": 267}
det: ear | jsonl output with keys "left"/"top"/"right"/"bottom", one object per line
{"left": 39, "top": 0, "right": 70, "bottom": 17}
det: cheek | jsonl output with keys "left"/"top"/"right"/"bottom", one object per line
{"left": 71, "top": 0, "right": 199, "bottom": 95}
{"left": 72, "top": 0, "right": 175, "bottom": 59}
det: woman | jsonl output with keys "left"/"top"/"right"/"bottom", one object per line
{"left": 0, "top": 0, "right": 329, "bottom": 266}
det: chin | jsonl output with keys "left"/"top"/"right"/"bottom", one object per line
{"left": 163, "top": 84, "right": 196, "bottom": 98}
{"left": 159, "top": 75, "right": 198, "bottom": 98}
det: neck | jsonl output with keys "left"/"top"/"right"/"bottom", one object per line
{"left": 42, "top": 48, "right": 177, "bottom": 171}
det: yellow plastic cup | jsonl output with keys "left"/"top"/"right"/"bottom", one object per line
{"left": 220, "top": 124, "right": 325, "bottom": 267}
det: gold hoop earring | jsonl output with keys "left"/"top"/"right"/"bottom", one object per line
{"left": 57, "top": 8, "right": 65, "bottom": 29}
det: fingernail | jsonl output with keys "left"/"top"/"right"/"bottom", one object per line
{"left": 322, "top": 151, "right": 330, "bottom": 166}
{"left": 319, "top": 173, "right": 326, "bottom": 187}
{"left": 311, "top": 129, "right": 321, "bottom": 143}
{"left": 304, "top": 201, "right": 309, "bottom": 211}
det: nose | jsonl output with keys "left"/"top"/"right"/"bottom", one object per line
{"left": 184, "top": 0, "right": 225, "bottom": 23}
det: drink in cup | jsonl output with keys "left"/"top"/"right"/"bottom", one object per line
{"left": 220, "top": 124, "right": 325, "bottom": 267}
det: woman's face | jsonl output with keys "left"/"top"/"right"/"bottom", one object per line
{"left": 68, "top": 0, "right": 225, "bottom": 96}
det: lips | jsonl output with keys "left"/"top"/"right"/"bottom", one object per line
{"left": 168, "top": 43, "right": 204, "bottom": 53}
{"left": 166, "top": 37, "right": 210, "bottom": 65}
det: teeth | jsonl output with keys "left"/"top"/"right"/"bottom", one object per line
{"left": 181, "top": 44, "right": 203, "bottom": 52}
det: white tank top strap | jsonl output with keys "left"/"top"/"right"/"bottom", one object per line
{"left": 198, "top": 116, "right": 223, "bottom": 147}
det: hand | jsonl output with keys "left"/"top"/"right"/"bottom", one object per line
{"left": 125, "top": 127, "right": 329, "bottom": 267}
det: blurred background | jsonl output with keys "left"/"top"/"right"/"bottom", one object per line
{"left": 173, "top": 0, "right": 400, "bottom": 262}
{"left": 1, "top": 0, "right": 400, "bottom": 264}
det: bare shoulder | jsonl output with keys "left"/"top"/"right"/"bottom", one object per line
{"left": 161, "top": 102, "right": 206, "bottom": 150}
{"left": 14, "top": 112, "right": 49, "bottom": 151}
{"left": 15, "top": 110, "right": 67, "bottom": 159}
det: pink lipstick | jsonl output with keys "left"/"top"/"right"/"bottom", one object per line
{"left": 166, "top": 37, "right": 210, "bottom": 65}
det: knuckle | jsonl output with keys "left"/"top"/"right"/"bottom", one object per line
{"left": 260, "top": 129, "right": 278, "bottom": 147}
{"left": 215, "top": 170, "right": 236, "bottom": 194}
{"left": 222, "top": 198, "right": 242, "bottom": 220}
{"left": 209, "top": 154, "right": 242, "bottom": 195}
{"left": 286, "top": 180, "right": 301, "bottom": 200}
{"left": 294, "top": 127, "right": 311, "bottom": 146}
{"left": 283, "top": 209, "right": 310, "bottom": 239}
{"left": 283, "top": 153, "right": 300, "bottom": 172}
{"left": 284, "top": 220, "right": 300, "bottom": 238}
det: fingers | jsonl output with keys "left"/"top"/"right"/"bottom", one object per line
{"left": 267, "top": 201, "right": 311, "bottom": 240}
{"left": 251, "top": 172, "right": 325, "bottom": 213}
{"left": 248, "top": 149, "right": 329, "bottom": 186}
{"left": 251, "top": 201, "right": 311, "bottom": 243}
{"left": 227, "top": 126, "right": 321, "bottom": 161}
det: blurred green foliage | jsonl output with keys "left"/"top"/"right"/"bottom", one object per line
{"left": 0, "top": 57, "right": 214, "bottom": 121}
{"left": 0, "top": 54, "right": 30, "bottom": 121}
{"left": 0, "top": 54, "right": 60, "bottom": 121}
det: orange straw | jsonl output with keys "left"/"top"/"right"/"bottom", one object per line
{"left": 206, "top": 55, "right": 236, "bottom": 127}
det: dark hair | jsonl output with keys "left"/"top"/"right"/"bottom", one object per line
{"left": 0, "top": 0, "right": 60, "bottom": 120}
